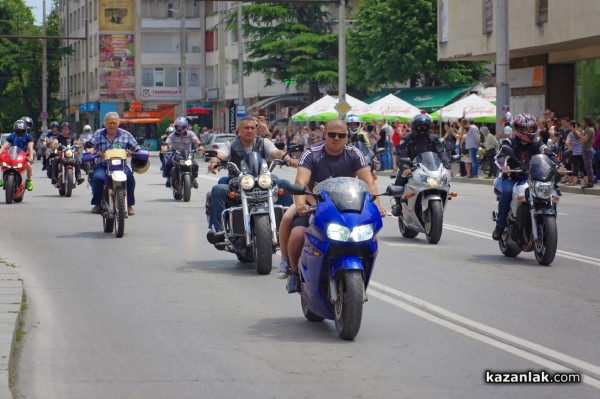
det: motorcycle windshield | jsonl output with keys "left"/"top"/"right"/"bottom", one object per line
{"left": 241, "top": 152, "right": 265, "bottom": 177}
{"left": 314, "top": 177, "right": 368, "bottom": 212}
{"left": 413, "top": 151, "right": 441, "bottom": 171}
{"left": 528, "top": 154, "right": 554, "bottom": 182}
{"left": 7, "top": 146, "right": 23, "bottom": 160}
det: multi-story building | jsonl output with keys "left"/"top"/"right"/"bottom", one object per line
{"left": 59, "top": 0, "right": 306, "bottom": 149}
{"left": 437, "top": 0, "right": 600, "bottom": 120}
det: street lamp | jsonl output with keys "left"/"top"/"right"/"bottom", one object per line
{"left": 169, "top": 1, "right": 187, "bottom": 117}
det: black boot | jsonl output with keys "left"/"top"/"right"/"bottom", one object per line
{"left": 492, "top": 226, "right": 504, "bottom": 241}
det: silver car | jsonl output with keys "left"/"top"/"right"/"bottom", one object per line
{"left": 203, "top": 133, "right": 236, "bottom": 161}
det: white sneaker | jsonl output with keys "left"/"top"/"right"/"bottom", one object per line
{"left": 276, "top": 257, "right": 291, "bottom": 279}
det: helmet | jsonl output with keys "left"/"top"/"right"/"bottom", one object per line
{"left": 166, "top": 126, "right": 175, "bottom": 134}
{"left": 14, "top": 119, "right": 27, "bottom": 136}
{"left": 50, "top": 121, "right": 60, "bottom": 130}
{"left": 513, "top": 112, "right": 538, "bottom": 144}
{"left": 21, "top": 116, "right": 34, "bottom": 131}
{"left": 60, "top": 121, "right": 70, "bottom": 130}
{"left": 411, "top": 111, "right": 432, "bottom": 136}
{"left": 345, "top": 114, "right": 361, "bottom": 135}
{"left": 131, "top": 150, "right": 150, "bottom": 174}
{"left": 174, "top": 116, "right": 188, "bottom": 133}
{"left": 83, "top": 124, "right": 92, "bottom": 133}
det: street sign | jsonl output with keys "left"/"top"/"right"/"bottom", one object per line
{"left": 334, "top": 99, "right": 351, "bottom": 116}
{"left": 40, "top": 111, "right": 49, "bottom": 120}
{"left": 236, "top": 105, "right": 246, "bottom": 118}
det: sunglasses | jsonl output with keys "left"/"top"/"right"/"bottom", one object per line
{"left": 106, "top": 121, "right": 119, "bottom": 126}
{"left": 327, "top": 132, "right": 348, "bottom": 139}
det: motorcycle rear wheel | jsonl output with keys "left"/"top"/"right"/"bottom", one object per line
{"left": 534, "top": 215, "right": 557, "bottom": 266}
{"left": 424, "top": 201, "right": 443, "bottom": 244}
{"left": 5, "top": 174, "right": 15, "bottom": 204}
{"left": 183, "top": 174, "right": 192, "bottom": 202}
{"left": 65, "top": 168, "right": 73, "bottom": 198}
{"left": 253, "top": 214, "right": 273, "bottom": 275}
{"left": 301, "top": 295, "right": 324, "bottom": 322}
{"left": 103, "top": 215, "right": 114, "bottom": 233}
{"left": 114, "top": 186, "right": 126, "bottom": 238}
{"left": 398, "top": 215, "right": 418, "bottom": 238}
{"left": 334, "top": 270, "right": 365, "bottom": 340}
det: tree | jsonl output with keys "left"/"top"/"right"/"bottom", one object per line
{"left": 347, "top": 0, "right": 489, "bottom": 91}
{"left": 227, "top": 3, "right": 339, "bottom": 103}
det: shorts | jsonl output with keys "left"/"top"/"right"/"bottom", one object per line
{"left": 292, "top": 214, "right": 310, "bottom": 228}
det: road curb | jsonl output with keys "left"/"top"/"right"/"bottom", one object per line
{"left": 0, "top": 265, "right": 23, "bottom": 399}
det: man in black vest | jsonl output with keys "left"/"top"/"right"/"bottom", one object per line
{"left": 206, "top": 117, "right": 297, "bottom": 238}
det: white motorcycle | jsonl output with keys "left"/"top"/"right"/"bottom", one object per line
{"left": 391, "top": 151, "right": 457, "bottom": 244}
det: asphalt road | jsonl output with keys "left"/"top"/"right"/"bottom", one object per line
{"left": 2, "top": 161, "right": 599, "bottom": 398}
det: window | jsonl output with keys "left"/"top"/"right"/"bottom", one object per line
{"left": 537, "top": 0, "right": 548, "bottom": 24}
{"left": 154, "top": 68, "right": 164, "bottom": 87}
{"left": 205, "top": 30, "right": 216, "bottom": 52}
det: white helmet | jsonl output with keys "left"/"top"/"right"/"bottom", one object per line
{"left": 83, "top": 125, "right": 92, "bottom": 133}
{"left": 345, "top": 114, "right": 361, "bottom": 135}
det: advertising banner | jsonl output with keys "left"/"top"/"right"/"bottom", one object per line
{"left": 99, "top": 0, "right": 135, "bottom": 32}
{"left": 99, "top": 34, "right": 135, "bottom": 101}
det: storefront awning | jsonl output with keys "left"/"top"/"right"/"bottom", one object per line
{"left": 120, "top": 118, "right": 162, "bottom": 124}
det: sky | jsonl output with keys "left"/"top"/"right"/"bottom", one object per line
{"left": 25, "top": 0, "right": 44, "bottom": 25}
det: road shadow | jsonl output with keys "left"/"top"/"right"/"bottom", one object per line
{"left": 55, "top": 231, "right": 120, "bottom": 239}
{"left": 377, "top": 235, "right": 431, "bottom": 246}
{"left": 247, "top": 317, "right": 347, "bottom": 343}
{"left": 178, "top": 259, "right": 273, "bottom": 277}
{"left": 145, "top": 198, "right": 176, "bottom": 203}
{"left": 468, "top": 253, "right": 551, "bottom": 268}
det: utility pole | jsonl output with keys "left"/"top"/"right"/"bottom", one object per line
{"left": 496, "top": 0, "right": 509, "bottom": 135}
{"left": 85, "top": 1, "right": 90, "bottom": 116}
{"left": 41, "top": 0, "right": 47, "bottom": 132}
{"left": 180, "top": 0, "right": 187, "bottom": 118}
{"left": 65, "top": 0, "right": 71, "bottom": 125}
{"left": 337, "top": 0, "right": 346, "bottom": 117}
{"left": 237, "top": 1, "right": 244, "bottom": 121}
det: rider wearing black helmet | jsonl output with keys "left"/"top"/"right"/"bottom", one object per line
{"left": 49, "top": 121, "right": 85, "bottom": 185}
{"left": 41, "top": 121, "right": 60, "bottom": 171}
{"left": 0, "top": 120, "right": 35, "bottom": 190}
{"left": 391, "top": 111, "right": 450, "bottom": 216}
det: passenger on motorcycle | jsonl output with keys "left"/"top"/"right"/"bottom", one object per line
{"left": 159, "top": 126, "right": 174, "bottom": 171}
{"left": 0, "top": 120, "right": 35, "bottom": 190}
{"left": 87, "top": 112, "right": 141, "bottom": 215}
{"left": 346, "top": 113, "right": 371, "bottom": 147}
{"left": 284, "top": 119, "right": 386, "bottom": 293}
{"left": 79, "top": 125, "right": 93, "bottom": 146}
{"left": 391, "top": 112, "right": 450, "bottom": 216}
{"left": 42, "top": 121, "right": 60, "bottom": 171}
{"left": 163, "top": 116, "right": 201, "bottom": 188}
{"left": 492, "top": 112, "right": 567, "bottom": 240}
{"left": 206, "top": 117, "right": 297, "bottom": 238}
{"left": 50, "top": 122, "right": 85, "bottom": 185}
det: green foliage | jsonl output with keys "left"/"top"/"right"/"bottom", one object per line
{"left": 347, "top": 0, "right": 489, "bottom": 90}
{"left": 158, "top": 118, "right": 173, "bottom": 135}
{"left": 226, "top": 3, "right": 338, "bottom": 102}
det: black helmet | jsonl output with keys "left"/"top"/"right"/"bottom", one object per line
{"left": 411, "top": 111, "right": 432, "bottom": 136}
{"left": 60, "top": 121, "right": 70, "bottom": 130}
{"left": 14, "top": 120, "right": 27, "bottom": 136}
{"left": 50, "top": 121, "right": 60, "bottom": 130}
{"left": 21, "top": 116, "right": 34, "bottom": 131}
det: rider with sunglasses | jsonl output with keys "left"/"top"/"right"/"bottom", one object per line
{"left": 391, "top": 112, "right": 450, "bottom": 217}
{"left": 280, "top": 118, "right": 386, "bottom": 293}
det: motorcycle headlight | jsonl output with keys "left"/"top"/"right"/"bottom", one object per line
{"left": 111, "top": 159, "right": 122, "bottom": 166}
{"left": 350, "top": 224, "right": 374, "bottom": 242}
{"left": 184, "top": 159, "right": 192, "bottom": 166}
{"left": 65, "top": 150, "right": 73, "bottom": 158}
{"left": 17, "top": 163, "right": 23, "bottom": 169}
{"left": 427, "top": 177, "right": 441, "bottom": 189}
{"left": 2, "top": 162, "right": 7, "bottom": 167}
{"left": 240, "top": 175, "right": 255, "bottom": 190}
{"left": 257, "top": 173, "right": 272, "bottom": 189}
{"left": 327, "top": 224, "right": 351, "bottom": 242}
{"left": 532, "top": 181, "right": 553, "bottom": 199}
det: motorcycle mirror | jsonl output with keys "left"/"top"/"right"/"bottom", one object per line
{"left": 386, "top": 184, "right": 404, "bottom": 197}
{"left": 499, "top": 146, "right": 514, "bottom": 158}
{"left": 286, "top": 183, "right": 307, "bottom": 195}
{"left": 398, "top": 157, "right": 411, "bottom": 163}
{"left": 375, "top": 147, "right": 386, "bottom": 155}
{"left": 136, "top": 137, "right": 145, "bottom": 145}
{"left": 204, "top": 150, "right": 218, "bottom": 158}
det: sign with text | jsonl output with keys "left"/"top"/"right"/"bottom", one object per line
{"left": 99, "top": 34, "right": 135, "bottom": 101}
{"left": 99, "top": 0, "right": 135, "bottom": 32}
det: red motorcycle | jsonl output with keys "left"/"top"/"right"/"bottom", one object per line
{"left": 1, "top": 146, "right": 28, "bottom": 204}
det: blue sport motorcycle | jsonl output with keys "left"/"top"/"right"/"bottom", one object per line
{"left": 288, "top": 177, "right": 401, "bottom": 340}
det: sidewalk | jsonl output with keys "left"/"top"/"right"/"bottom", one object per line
{"left": 0, "top": 264, "right": 23, "bottom": 399}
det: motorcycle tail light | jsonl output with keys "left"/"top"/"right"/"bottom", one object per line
{"left": 516, "top": 195, "right": 526, "bottom": 201}
{"left": 228, "top": 191, "right": 236, "bottom": 199}
{"left": 212, "top": 144, "right": 219, "bottom": 149}
{"left": 277, "top": 188, "right": 284, "bottom": 195}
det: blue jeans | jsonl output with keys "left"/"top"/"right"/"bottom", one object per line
{"left": 209, "top": 174, "right": 292, "bottom": 230}
{"left": 91, "top": 163, "right": 136, "bottom": 206}
{"left": 468, "top": 148, "right": 479, "bottom": 176}
{"left": 496, "top": 178, "right": 516, "bottom": 229}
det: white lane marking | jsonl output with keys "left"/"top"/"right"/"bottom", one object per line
{"left": 368, "top": 281, "right": 600, "bottom": 387}
{"left": 382, "top": 243, "right": 441, "bottom": 249}
{"left": 442, "top": 224, "right": 600, "bottom": 268}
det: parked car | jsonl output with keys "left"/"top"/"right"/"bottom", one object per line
{"left": 203, "top": 134, "right": 236, "bottom": 162}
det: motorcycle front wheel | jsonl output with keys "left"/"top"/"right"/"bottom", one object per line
{"left": 253, "top": 214, "right": 273, "bottom": 275}
{"left": 183, "top": 174, "right": 192, "bottom": 202}
{"left": 114, "top": 186, "right": 126, "bottom": 238}
{"left": 424, "top": 200, "right": 443, "bottom": 244}
{"left": 5, "top": 174, "right": 15, "bottom": 204}
{"left": 65, "top": 168, "right": 73, "bottom": 198}
{"left": 334, "top": 270, "right": 365, "bottom": 340}
{"left": 534, "top": 215, "right": 557, "bottom": 266}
